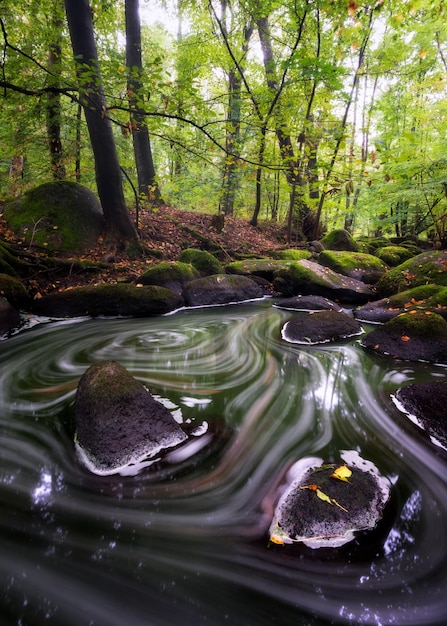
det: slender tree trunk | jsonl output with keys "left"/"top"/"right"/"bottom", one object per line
{"left": 64, "top": 0, "right": 138, "bottom": 244}
{"left": 125, "top": 0, "right": 162, "bottom": 204}
{"left": 256, "top": 13, "right": 310, "bottom": 236}
{"left": 75, "top": 102, "right": 82, "bottom": 182}
{"left": 221, "top": 68, "right": 242, "bottom": 216}
{"left": 46, "top": 6, "right": 66, "bottom": 180}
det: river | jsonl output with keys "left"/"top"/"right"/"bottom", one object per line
{"left": 1, "top": 300, "right": 447, "bottom": 625}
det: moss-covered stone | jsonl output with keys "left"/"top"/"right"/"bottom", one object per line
{"left": 31, "top": 283, "right": 183, "bottom": 318}
{"left": 320, "top": 229, "right": 359, "bottom": 252}
{"left": 178, "top": 248, "right": 223, "bottom": 275}
{"left": 374, "top": 245, "right": 415, "bottom": 267}
{"left": 282, "top": 310, "right": 363, "bottom": 344}
{"left": 0, "top": 273, "right": 30, "bottom": 308}
{"left": 270, "top": 249, "right": 312, "bottom": 261}
{"left": 183, "top": 274, "right": 263, "bottom": 306}
{"left": 318, "top": 250, "right": 388, "bottom": 280}
{"left": 361, "top": 310, "right": 447, "bottom": 362}
{"left": 226, "top": 258, "right": 293, "bottom": 281}
{"left": 273, "top": 259, "right": 374, "bottom": 304}
{"left": 376, "top": 250, "right": 447, "bottom": 297}
{"left": 354, "top": 285, "right": 447, "bottom": 323}
{"left": 138, "top": 261, "right": 199, "bottom": 294}
{"left": 0, "top": 297, "right": 21, "bottom": 334}
{"left": 75, "top": 361, "right": 187, "bottom": 473}
{"left": 3, "top": 181, "right": 104, "bottom": 253}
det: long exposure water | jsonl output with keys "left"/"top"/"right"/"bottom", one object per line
{"left": 1, "top": 300, "right": 447, "bottom": 625}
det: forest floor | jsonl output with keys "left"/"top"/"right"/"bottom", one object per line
{"left": 1, "top": 205, "right": 291, "bottom": 296}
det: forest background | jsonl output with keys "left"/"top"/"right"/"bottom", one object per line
{"left": 1, "top": 0, "right": 447, "bottom": 248}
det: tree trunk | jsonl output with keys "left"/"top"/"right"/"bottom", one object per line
{"left": 125, "top": 0, "right": 162, "bottom": 204}
{"left": 46, "top": 6, "right": 66, "bottom": 180}
{"left": 64, "top": 0, "right": 138, "bottom": 244}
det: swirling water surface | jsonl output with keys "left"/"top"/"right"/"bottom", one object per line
{"left": 1, "top": 301, "right": 447, "bottom": 625}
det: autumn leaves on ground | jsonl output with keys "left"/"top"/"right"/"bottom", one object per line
{"left": 1, "top": 204, "right": 288, "bottom": 297}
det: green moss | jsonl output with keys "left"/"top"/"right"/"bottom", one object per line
{"left": 377, "top": 250, "right": 447, "bottom": 296}
{"left": 80, "top": 361, "right": 142, "bottom": 413}
{"left": 3, "top": 181, "right": 104, "bottom": 253}
{"left": 374, "top": 245, "right": 414, "bottom": 267}
{"left": 386, "top": 310, "right": 447, "bottom": 339}
{"left": 141, "top": 261, "right": 198, "bottom": 283}
{"left": 271, "top": 249, "right": 312, "bottom": 261}
{"left": 0, "top": 273, "right": 29, "bottom": 307}
{"left": 178, "top": 248, "right": 223, "bottom": 275}
{"left": 320, "top": 229, "right": 359, "bottom": 251}
{"left": 318, "top": 250, "right": 388, "bottom": 275}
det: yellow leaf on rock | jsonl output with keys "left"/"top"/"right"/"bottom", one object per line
{"left": 330, "top": 465, "right": 352, "bottom": 483}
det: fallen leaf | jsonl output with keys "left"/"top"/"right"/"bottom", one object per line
{"left": 401, "top": 335, "right": 411, "bottom": 341}
{"left": 330, "top": 465, "right": 352, "bottom": 483}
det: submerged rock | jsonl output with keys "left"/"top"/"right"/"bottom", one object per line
{"left": 282, "top": 310, "right": 363, "bottom": 345}
{"left": 75, "top": 361, "right": 187, "bottom": 474}
{"left": 269, "top": 451, "right": 391, "bottom": 549}
{"left": 392, "top": 381, "right": 447, "bottom": 451}
{"left": 361, "top": 310, "right": 447, "bottom": 363}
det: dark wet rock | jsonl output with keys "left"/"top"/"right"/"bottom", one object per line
{"left": 0, "top": 273, "right": 30, "bottom": 309}
{"left": 226, "top": 258, "right": 293, "bottom": 281}
{"left": 282, "top": 310, "right": 363, "bottom": 344}
{"left": 31, "top": 283, "right": 183, "bottom": 317}
{"left": 269, "top": 452, "right": 391, "bottom": 549}
{"left": 178, "top": 248, "right": 223, "bottom": 276}
{"left": 361, "top": 311, "right": 447, "bottom": 363}
{"left": 374, "top": 245, "right": 415, "bottom": 267}
{"left": 75, "top": 361, "right": 187, "bottom": 473}
{"left": 137, "top": 261, "right": 199, "bottom": 294}
{"left": 273, "top": 259, "right": 375, "bottom": 304}
{"left": 274, "top": 295, "right": 343, "bottom": 312}
{"left": 3, "top": 181, "right": 104, "bottom": 253}
{"left": 354, "top": 285, "right": 447, "bottom": 323}
{"left": 320, "top": 229, "right": 359, "bottom": 252}
{"left": 393, "top": 381, "right": 447, "bottom": 450}
{"left": 183, "top": 274, "right": 263, "bottom": 306}
{"left": 0, "top": 297, "right": 21, "bottom": 334}
{"left": 318, "top": 250, "right": 388, "bottom": 281}
{"left": 376, "top": 250, "right": 447, "bottom": 297}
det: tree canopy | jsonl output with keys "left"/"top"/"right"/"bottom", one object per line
{"left": 1, "top": 0, "right": 446, "bottom": 245}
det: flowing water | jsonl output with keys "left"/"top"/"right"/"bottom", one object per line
{"left": 1, "top": 300, "right": 447, "bottom": 626}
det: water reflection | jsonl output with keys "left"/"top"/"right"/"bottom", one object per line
{"left": 1, "top": 302, "right": 447, "bottom": 625}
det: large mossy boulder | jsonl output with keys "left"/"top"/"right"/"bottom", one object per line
{"left": 354, "top": 285, "right": 447, "bottom": 323}
{"left": 320, "top": 229, "right": 359, "bottom": 252}
{"left": 137, "top": 261, "right": 199, "bottom": 294}
{"left": 226, "top": 258, "right": 293, "bottom": 281}
{"left": 183, "top": 274, "right": 263, "bottom": 306}
{"left": 269, "top": 451, "right": 391, "bottom": 549}
{"left": 361, "top": 310, "right": 447, "bottom": 363}
{"left": 376, "top": 250, "right": 447, "bottom": 297}
{"left": 374, "top": 245, "right": 415, "bottom": 267}
{"left": 318, "top": 250, "right": 388, "bottom": 281}
{"left": 282, "top": 310, "right": 363, "bottom": 345}
{"left": 393, "top": 381, "right": 447, "bottom": 450}
{"left": 3, "top": 181, "right": 104, "bottom": 253}
{"left": 75, "top": 361, "right": 187, "bottom": 474}
{"left": 273, "top": 259, "right": 374, "bottom": 304}
{"left": 0, "top": 273, "right": 30, "bottom": 308}
{"left": 270, "top": 249, "right": 312, "bottom": 261}
{"left": 178, "top": 248, "right": 223, "bottom": 275}
{"left": 31, "top": 283, "right": 183, "bottom": 318}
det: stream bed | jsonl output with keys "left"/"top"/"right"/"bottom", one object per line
{"left": 1, "top": 300, "right": 447, "bottom": 625}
